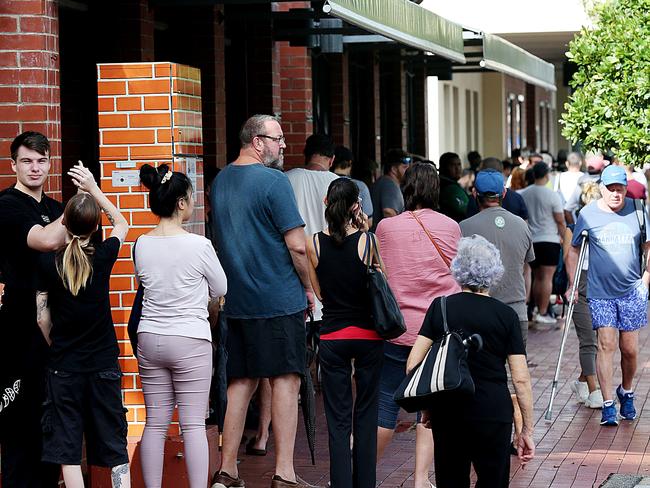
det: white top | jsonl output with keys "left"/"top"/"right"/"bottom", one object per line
{"left": 135, "top": 233, "right": 228, "bottom": 341}
{"left": 286, "top": 168, "right": 339, "bottom": 321}
{"left": 520, "top": 184, "right": 564, "bottom": 244}
{"left": 558, "top": 171, "right": 584, "bottom": 203}
{"left": 286, "top": 168, "right": 339, "bottom": 236}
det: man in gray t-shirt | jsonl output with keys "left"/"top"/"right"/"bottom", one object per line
{"left": 460, "top": 169, "right": 535, "bottom": 348}
{"left": 370, "top": 149, "right": 409, "bottom": 230}
{"left": 520, "top": 162, "right": 566, "bottom": 325}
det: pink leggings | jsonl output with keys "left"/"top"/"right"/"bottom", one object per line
{"left": 137, "top": 332, "right": 212, "bottom": 488}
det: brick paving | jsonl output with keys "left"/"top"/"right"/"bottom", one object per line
{"left": 225, "top": 322, "right": 650, "bottom": 488}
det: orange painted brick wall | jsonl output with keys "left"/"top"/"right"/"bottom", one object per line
{"left": 0, "top": 0, "right": 62, "bottom": 200}
{"left": 97, "top": 62, "right": 204, "bottom": 437}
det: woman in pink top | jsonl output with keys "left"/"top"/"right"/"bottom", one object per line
{"left": 375, "top": 162, "right": 461, "bottom": 488}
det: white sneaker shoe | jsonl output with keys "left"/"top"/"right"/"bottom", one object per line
{"left": 584, "top": 389, "right": 604, "bottom": 409}
{"left": 535, "top": 313, "right": 557, "bottom": 325}
{"left": 570, "top": 380, "right": 589, "bottom": 404}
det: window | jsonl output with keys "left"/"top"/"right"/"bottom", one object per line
{"left": 506, "top": 93, "right": 525, "bottom": 153}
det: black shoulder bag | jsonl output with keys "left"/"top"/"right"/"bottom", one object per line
{"left": 127, "top": 239, "right": 144, "bottom": 357}
{"left": 393, "top": 296, "right": 477, "bottom": 413}
{"left": 364, "top": 232, "right": 406, "bottom": 340}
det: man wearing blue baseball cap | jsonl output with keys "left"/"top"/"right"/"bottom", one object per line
{"left": 460, "top": 169, "right": 535, "bottom": 348}
{"left": 567, "top": 163, "right": 650, "bottom": 426}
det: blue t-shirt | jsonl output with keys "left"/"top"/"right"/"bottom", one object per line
{"left": 211, "top": 163, "right": 306, "bottom": 318}
{"left": 573, "top": 198, "right": 648, "bottom": 299}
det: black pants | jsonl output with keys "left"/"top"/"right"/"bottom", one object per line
{"left": 1, "top": 374, "right": 60, "bottom": 488}
{"left": 431, "top": 419, "right": 512, "bottom": 488}
{"left": 319, "top": 339, "right": 383, "bottom": 488}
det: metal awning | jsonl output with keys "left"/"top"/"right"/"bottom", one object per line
{"left": 456, "top": 31, "right": 556, "bottom": 91}
{"left": 482, "top": 33, "right": 556, "bottom": 91}
{"left": 322, "top": 0, "right": 466, "bottom": 63}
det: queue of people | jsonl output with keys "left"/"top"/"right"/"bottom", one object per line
{"left": 0, "top": 119, "right": 647, "bottom": 488}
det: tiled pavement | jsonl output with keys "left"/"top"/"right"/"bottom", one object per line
{"left": 228, "top": 322, "right": 650, "bottom": 488}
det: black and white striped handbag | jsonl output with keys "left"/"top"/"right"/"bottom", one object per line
{"left": 393, "top": 296, "right": 476, "bottom": 413}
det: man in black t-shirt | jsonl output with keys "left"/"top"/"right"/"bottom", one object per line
{"left": 0, "top": 132, "right": 68, "bottom": 488}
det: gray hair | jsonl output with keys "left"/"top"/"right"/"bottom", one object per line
{"left": 450, "top": 235, "right": 504, "bottom": 291}
{"left": 239, "top": 114, "right": 278, "bottom": 146}
{"left": 567, "top": 151, "right": 584, "bottom": 168}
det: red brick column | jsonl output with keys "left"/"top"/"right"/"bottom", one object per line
{"left": 274, "top": 1, "right": 313, "bottom": 169}
{"left": 97, "top": 61, "right": 204, "bottom": 438}
{"left": 0, "top": 0, "right": 61, "bottom": 199}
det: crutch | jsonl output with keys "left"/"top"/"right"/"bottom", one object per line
{"left": 545, "top": 230, "right": 589, "bottom": 421}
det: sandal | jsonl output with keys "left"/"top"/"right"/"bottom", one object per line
{"left": 245, "top": 437, "right": 267, "bottom": 456}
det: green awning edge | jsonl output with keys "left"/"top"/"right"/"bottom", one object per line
{"left": 482, "top": 33, "right": 556, "bottom": 92}
{"left": 323, "top": 0, "right": 466, "bottom": 64}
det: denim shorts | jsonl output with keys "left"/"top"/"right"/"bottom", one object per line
{"left": 588, "top": 282, "right": 649, "bottom": 331}
{"left": 377, "top": 342, "right": 420, "bottom": 429}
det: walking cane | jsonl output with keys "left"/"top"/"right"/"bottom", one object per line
{"left": 545, "top": 230, "right": 589, "bottom": 421}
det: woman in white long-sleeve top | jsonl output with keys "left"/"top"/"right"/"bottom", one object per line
{"left": 135, "top": 164, "right": 227, "bottom": 488}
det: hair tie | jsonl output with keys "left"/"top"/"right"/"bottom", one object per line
{"left": 72, "top": 235, "right": 81, "bottom": 240}
{"left": 161, "top": 170, "right": 173, "bottom": 184}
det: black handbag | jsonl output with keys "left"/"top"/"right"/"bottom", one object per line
{"left": 364, "top": 232, "right": 406, "bottom": 340}
{"left": 127, "top": 239, "right": 143, "bottom": 357}
{"left": 393, "top": 296, "right": 476, "bottom": 413}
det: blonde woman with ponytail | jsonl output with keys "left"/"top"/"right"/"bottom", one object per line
{"left": 36, "top": 162, "right": 131, "bottom": 488}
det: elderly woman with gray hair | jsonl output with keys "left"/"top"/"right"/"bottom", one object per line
{"left": 407, "top": 235, "right": 535, "bottom": 488}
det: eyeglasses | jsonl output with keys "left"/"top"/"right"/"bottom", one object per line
{"left": 256, "top": 134, "right": 285, "bottom": 144}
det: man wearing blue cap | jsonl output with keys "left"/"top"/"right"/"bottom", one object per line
{"left": 460, "top": 169, "right": 535, "bottom": 348}
{"left": 567, "top": 164, "right": 650, "bottom": 426}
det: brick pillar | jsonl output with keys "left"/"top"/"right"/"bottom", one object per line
{"left": 97, "top": 62, "right": 204, "bottom": 439}
{"left": 0, "top": 0, "right": 61, "bottom": 199}
{"left": 274, "top": 1, "right": 313, "bottom": 169}
{"left": 330, "top": 52, "right": 350, "bottom": 147}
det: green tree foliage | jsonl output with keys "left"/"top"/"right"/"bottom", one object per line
{"left": 561, "top": 0, "right": 650, "bottom": 165}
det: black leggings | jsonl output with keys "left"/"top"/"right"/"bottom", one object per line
{"left": 431, "top": 418, "right": 512, "bottom": 488}
{"left": 319, "top": 339, "right": 383, "bottom": 488}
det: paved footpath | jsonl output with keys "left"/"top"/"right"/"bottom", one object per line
{"left": 233, "top": 322, "right": 650, "bottom": 487}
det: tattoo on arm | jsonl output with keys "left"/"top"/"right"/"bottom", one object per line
{"left": 102, "top": 206, "right": 116, "bottom": 226}
{"left": 36, "top": 292, "right": 48, "bottom": 322}
{"left": 111, "top": 463, "right": 129, "bottom": 488}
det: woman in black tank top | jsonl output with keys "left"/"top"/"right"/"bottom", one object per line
{"left": 306, "top": 178, "right": 384, "bottom": 488}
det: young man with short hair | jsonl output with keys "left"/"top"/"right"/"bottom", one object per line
{"left": 0, "top": 131, "right": 68, "bottom": 487}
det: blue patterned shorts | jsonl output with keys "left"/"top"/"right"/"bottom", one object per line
{"left": 588, "top": 283, "right": 649, "bottom": 331}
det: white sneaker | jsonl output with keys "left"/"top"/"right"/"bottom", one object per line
{"left": 571, "top": 380, "right": 589, "bottom": 404}
{"left": 584, "top": 389, "right": 604, "bottom": 409}
{"left": 535, "top": 313, "right": 557, "bottom": 325}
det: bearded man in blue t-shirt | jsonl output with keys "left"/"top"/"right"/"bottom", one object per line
{"left": 567, "top": 164, "right": 650, "bottom": 426}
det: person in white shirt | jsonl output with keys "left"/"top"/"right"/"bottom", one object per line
{"left": 558, "top": 152, "right": 585, "bottom": 203}
{"left": 286, "top": 134, "right": 340, "bottom": 324}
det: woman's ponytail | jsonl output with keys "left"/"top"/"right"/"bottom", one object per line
{"left": 56, "top": 193, "right": 101, "bottom": 296}
{"left": 58, "top": 237, "right": 93, "bottom": 296}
